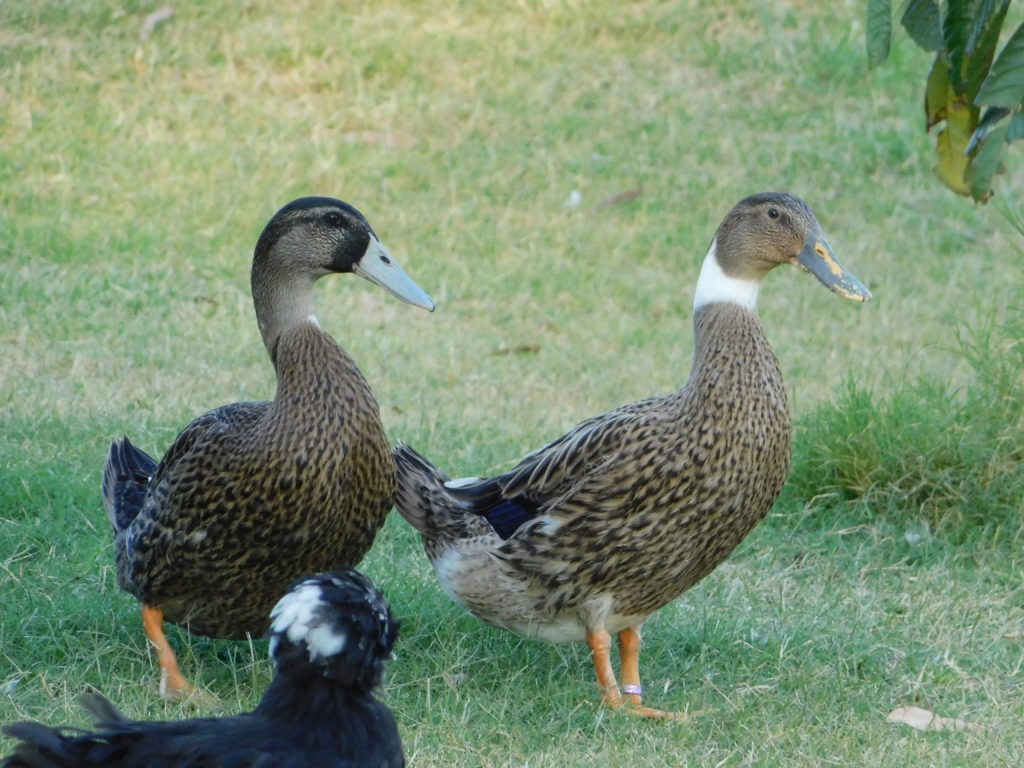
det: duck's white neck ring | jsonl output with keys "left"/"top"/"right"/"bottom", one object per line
{"left": 693, "top": 240, "right": 759, "bottom": 312}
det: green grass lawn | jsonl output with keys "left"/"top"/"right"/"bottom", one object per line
{"left": 2, "top": 1, "right": 1022, "bottom": 765}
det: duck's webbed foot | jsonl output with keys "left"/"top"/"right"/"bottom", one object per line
{"left": 585, "top": 626, "right": 698, "bottom": 721}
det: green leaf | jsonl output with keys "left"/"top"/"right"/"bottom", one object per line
{"left": 967, "top": 113, "right": 1009, "bottom": 201}
{"left": 943, "top": 0, "right": 976, "bottom": 94}
{"left": 963, "top": 0, "right": 1010, "bottom": 102}
{"left": 925, "top": 54, "right": 952, "bottom": 129}
{"left": 976, "top": 21, "right": 1024, "bottom": 108}
{"left": 966, "top": 105, "right": 1020, "bottom": 153}
{"left": 966, "top": 0, "right": 1007, "bottom": 53}
{"left": 1008, "top": 112, "right": 1024, "bottom": 142}
{"left": 968, "top": 106, "right": 1012, "bottom": 153}
{"left": 867, "top": 0, "right": 893, "bottom": 67}
{"left": 900, "top": 0, "right": 942, "bottom": 52}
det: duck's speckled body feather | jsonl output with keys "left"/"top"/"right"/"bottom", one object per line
{"left": 396, "top": 303, "right": 790, "bottom": 641}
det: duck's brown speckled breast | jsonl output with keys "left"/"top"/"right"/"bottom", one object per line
{"left": 117, "top": 325, "right": 394, "bottom": 638}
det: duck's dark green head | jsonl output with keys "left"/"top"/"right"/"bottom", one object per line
{"left": 253, "top": 196, "right": 434, "bottom": 311}
{"left": 711, "top": 192, "right": 871, "bottom": 303}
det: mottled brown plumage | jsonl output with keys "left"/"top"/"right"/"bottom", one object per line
{"left": 393, "top": 192, "right": 870, "bottom": 717}
{"left": 103, "top": 196, "right": 433, "bottom": 696}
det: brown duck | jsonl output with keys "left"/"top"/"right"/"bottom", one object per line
{"left": 393, "top": 192, "right": 870, "bottom": 718}
{"left": 103, "top": 196, "right": 433, "bottom": 698}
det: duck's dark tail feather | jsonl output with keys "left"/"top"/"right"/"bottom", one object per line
{"left": 392, "top": 442, "right": 451, "bottom": 536}
{"left": 392, "top": 442, "right": 494, "bottom": 545}
{"left": 102, "top": 436, "right": 158, "bottom": 533}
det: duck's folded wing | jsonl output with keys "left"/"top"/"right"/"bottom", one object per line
{"left": 122, "top": 404, "right": 270, "bottom": 569}
{"left": 501, "top": 398, "right": 658, "bottom": 498}
{"left": 147, "top": 403, "right": 267, "bottom": 488}
{"left": 445, "top": 396, "right": 665, "bottom": 536}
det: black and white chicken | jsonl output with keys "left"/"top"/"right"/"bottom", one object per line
{"left": 2, "top": 570, "right": 404, "bottom": 767}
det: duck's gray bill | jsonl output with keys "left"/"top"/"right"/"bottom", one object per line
{"left": 355, "top": 237, "right": 435, "bottom": 311}
{"left": 795, "top": 233, "right": 871, "bottom": 302}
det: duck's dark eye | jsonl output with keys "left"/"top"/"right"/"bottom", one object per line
{"left": 324, "top": 211, "right": 344, "bottom": 227}
{"left": 767, "top": 208, "right": 779, "bottom": 219}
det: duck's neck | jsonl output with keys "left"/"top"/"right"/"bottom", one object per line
{"left": 684, "top": 301, "right": 787, "bottom": 429}
{"left": 252, "top": 269, "right": 322, "bottom": 366}
{"left": 267, "top": 322, "right": 366, "bottom": 419}
{"left": 252, "top": 268, "right": 362, "bottom": 412}
{"left": 693, "top": 240, "right": 760, "bottom": 313}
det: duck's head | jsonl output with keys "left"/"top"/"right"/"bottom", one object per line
{"left": 268, "top": 570, "right": 399, "bottom": 689}
{"left": 695, "top": 192, "right": 871, "bottom": 311}
{"left": 253, "top": 196, "right": 434, "bottom": 312}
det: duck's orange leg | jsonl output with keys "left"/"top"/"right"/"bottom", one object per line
{"left": 617, "top": 625, "right": 693, "bottom": 720}
{"left": 586, "top": 628, "right": 624, "bottom": 708}
{"left": 141, "top": 604, "right": 195, "bottom": 699}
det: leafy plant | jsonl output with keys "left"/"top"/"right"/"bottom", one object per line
{"left": 787, "top": 311, "right": 1024, "bottom": 538}
{"left": 867, "top": 0, "right": 1024, "bottom": 201}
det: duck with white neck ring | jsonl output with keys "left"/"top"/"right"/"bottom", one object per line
{"left": 392, "top": 192, "right": 869, "bottom": 719}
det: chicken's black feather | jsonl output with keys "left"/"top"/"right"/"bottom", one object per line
{"left": 1, "top": 571, "right": 403, "bottom": 768}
